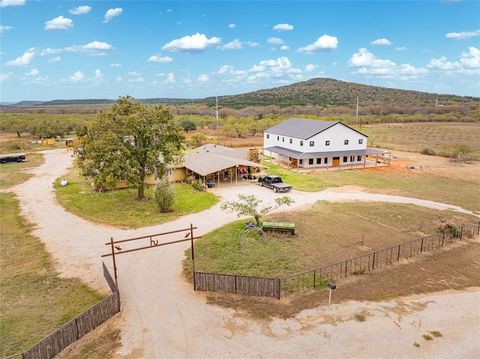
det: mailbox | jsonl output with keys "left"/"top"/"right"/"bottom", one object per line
{"left": 327, "top": 281, "right": 336, "bottom": 290}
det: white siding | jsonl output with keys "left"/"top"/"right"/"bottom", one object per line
{"left": 263, "top": 123, "right": 367, "bottom": 154}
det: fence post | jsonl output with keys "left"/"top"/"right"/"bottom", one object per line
{"left": 442, "top": 231, "right": 445, "bottom": 246}
{"left": 460, "top": 226, "right": 463, "bottom": 240}
{"left": 313, "top": 270, "right": 316, "bottom": 288}
{"left": 477, "top": 221, "right": 480, "bottom": 236}
{"left": 344, "top": 261, "right": 348, "bottom": 277}
{"left": 372, "top": 252, "right": 376, "bottom": 270}
{"left": 420, "top": 237, "right": 424, "bottom": 253}
{"left": 397, "top": 244, "right": 401, "bottom": 261}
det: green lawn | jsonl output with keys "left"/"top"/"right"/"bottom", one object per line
{"left": 263, "top": 162, "right": 480, "bottom": 212}
{"left": 186, "top": 202, "right": 476, "bottom": 278}
{"left": 0, "top": 153, "right": 44, "bottom": 189}
{"left": 0, "top": 193, "right": 103, "bottom": 357}
{"left": 55, "top": 170, "right": 219, "bottom": 228}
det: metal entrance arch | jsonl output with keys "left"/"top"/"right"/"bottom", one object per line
{"left": 101, "top": 224, "right": 200, "bottom": 288}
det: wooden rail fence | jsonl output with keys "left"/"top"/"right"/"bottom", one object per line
{"left": 5, "top": 263, "right": 120, "bottom": 359}
{"left": 194, "top": 272, "right": 281, "bottom": 299}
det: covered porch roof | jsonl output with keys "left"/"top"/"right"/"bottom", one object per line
{"left": 264, "top": 146, "right": 386, "bottom": 159}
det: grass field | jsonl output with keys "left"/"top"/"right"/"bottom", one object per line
{"left": 0, "top": 193, "right": 103, "bottom": 357}
{"left": 55, "top": 170, "right": 219, "bottom": 228}
{"left": 0, "top": 153, "right": 44, "bottom": 189}
{"left": 262, "top": 161, "right": 480, "bottom": 212}
{"left": 186, "top": 202, "right": 476, "bottom": 279}
{"left": 362, "top": 122, "right": 480, "bottom": 158}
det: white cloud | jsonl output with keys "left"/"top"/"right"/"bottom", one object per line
{"left": 304, "top": 64, "right": 318, "bottom": 72}
{"left": 219, "top": 39, "right": 243, "bottom": 50}
{"left": 104, "top": 8, "right": 123, "bottom": 23}
{"left": 371, "top": 38, "right": 392, "bottom": 46}
{"left": 267, "top": 37, "right": 284, "bottom": 45}
{"left": 273, "top": 23, "right": 294, "bottom": 32}
{"left": 116, "top": 76, "right": 123, "bottom": 82}
{"left": 128, "top": 71, "right": 141, "bottom": 77}
{"left": 5, "top": 48, "right": 35, "bottom": 66}
{"left": 197, "top": 74, "right": 209, "bottom": 82}
{"left": 298, "top": 35, "right": 338, "bottom": 53}
{"left": 0, "top": 0, "right": 26, "bottom": 8}
{"left": 280, "top": 45, "right": 290, "bottom": 51}
{"left": 147, "top": 55, "right": 173, "bottom": 63}
{"left": 0, "top": 25, "right": 13, "bottom": 34}
{"left": 69, "top": 70, "right": 86, "bottom": 83}
{"left": 349, "top": 48, "right": 427, "bottom": 79}
{"left": 245, "top": 41, "right": 260, "bottom": 48}
{"left": 395, "top": 46, "right": 407, "bottom": 51}
{"left": 110, "top": 63, "right": 121, "bottom": 67}
{"left": 0, "top": 72, "right": 12, "bottom": 82}
{"left": 166, "top": 8, "right": 173, "bottom": 13}
{"left": 446, "top": 29, "right": 480, "bottom": 40}
{"left": 25, "top": 68, "right": 39, "bottom": 76}
{"left": 427, "top": 47, "right": 480, "bottom": 74}
{"left": 39, "top": 48, "right": 63, "bottom": 56}
{"left": 162, "top": 33, "right": 221, "bottom": 53}
{"left": 69, "top": 5, "right": 91, "bottom": 15}
{"left": 45, "top": 16, "right": 74, "bottom": 31}
{"left": 65, "top": 41, "right": 113, "bottom": 55}
{"left": 165, "top": 72, "right": 175, "bottom": 83}
{"left": 48, "top": 56, "right": 61, "bottom": 63}
{"left": 129, "top": 77, "right": 145, "bottom": 83}
{"left": 228, "top": 23, "right": 236, "bottom": 29}
{"left": 94, "top": 69, "right": 103, "bottom": 79}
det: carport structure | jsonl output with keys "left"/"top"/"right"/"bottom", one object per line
{"left": 183, "top": 144, "right": 265, "bottom": 187}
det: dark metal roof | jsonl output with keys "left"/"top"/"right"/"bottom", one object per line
{"left": 265, "top": 118, "right": 368, "bottom": 139}
{"left": 265, "top": 146, "right": 385, "bottom": 159}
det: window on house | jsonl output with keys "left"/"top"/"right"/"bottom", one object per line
{"left": 343, "top": 156, "right": 348, "bottom": 162}
{"left": 300, "top": 141, "right": 304, "bottom": 146}
{"left": 289, "top": 138, "right": 292, "bottom": 144}
{"left": 357, "top": 155, "right": 362, "bottom": 161}
{"left": 299, "top": 159, "right": 303, "bottom": 164}
{"left": 359, "top": 139, "right": 363, "bottom": 144}
{"left": 282, "top": 137, "right": 285, "bottom": 142}
{"left": 309, "top": 158, "right": 314, "bottom": 165}
{"left": 316, "top": 158, "right": 321, "bottom": 164}
{"left": 309, "top": 141, "right": 314, "bottom": 146}
{"left": 324, "top": 158, "right": 328, "bottom": 164}
{"left": 344, "top": 140, "right": 349, "bottom": 145}
{"left": 277, "top": 136, "right": 279, "bottom": 141}
{"left": 350, "top": 155, "right": 354, "bottom": 162}
{"left": 325, "top": 140, "right": 330, "bottom": 146}
{"left": 266, "top": 134, "right": 270, "bottom": 139}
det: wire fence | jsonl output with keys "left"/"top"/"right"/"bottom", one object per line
{"left": 280, "top": 221, "right": 480, "bottom": 296}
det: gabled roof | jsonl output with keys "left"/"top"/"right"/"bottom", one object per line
{"left": 265, "top": 118, "right": 367, "bottom": 139}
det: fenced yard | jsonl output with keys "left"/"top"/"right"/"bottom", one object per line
{"left": 194, "top": 222, "right": 480, "bottom": 299}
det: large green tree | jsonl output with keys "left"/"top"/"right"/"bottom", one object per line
{"left": 76, "top": 96, "right": 184, "bottom": 200}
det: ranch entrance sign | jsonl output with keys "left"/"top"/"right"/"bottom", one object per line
{"left": 101, "top": 224, "right": 200, "bottom": 287}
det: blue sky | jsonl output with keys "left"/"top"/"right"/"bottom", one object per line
{"left": 0, "top": 0, "right": 479, "bottom": 102}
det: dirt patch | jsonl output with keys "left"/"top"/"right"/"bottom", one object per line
{"left": 206, "top": 239, "right": 480, "bottom": 319}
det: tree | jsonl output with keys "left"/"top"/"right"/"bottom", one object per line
{"left": 76, "top": 96, "right": 184, "bottom": 200}
{"left": 190, "top": 133, "right": 206, "bottom": 148}
{"left": 220, "top": 194, "right": 295, "bottom": 226}
{"left": 179, "top": 119, "right": 197, "bottom": 132}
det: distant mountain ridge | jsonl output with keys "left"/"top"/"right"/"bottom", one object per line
{"left": 5, "top": 78, "right": 479, "bottom": 108}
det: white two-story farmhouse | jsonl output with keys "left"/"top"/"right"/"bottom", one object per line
{"left": 263, "top": 118, "right": 385, "bottom": 169}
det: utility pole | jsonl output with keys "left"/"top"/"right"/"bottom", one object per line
{"left": 435, "top": 97, "right": 438, "bottom": 112}
{"left": 356, "top": 96, "right": 361, "bottom": 129}
{"left": 215, "top": 96, "right": 219, "bottom": 144}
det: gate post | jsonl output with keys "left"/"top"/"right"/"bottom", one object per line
{"left": 190, "top": 223, "right": 196, "bottom": 290}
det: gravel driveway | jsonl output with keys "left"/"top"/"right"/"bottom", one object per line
{"left": 11, "top": 149, "right": 480, "bottom": 358}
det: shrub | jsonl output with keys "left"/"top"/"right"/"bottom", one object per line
{"left": 420, "top": 147, "right": 436, "bottom": 156}
{"left": 451, "top": 144, "right": 472, "bottom": 163}
{"left": 154, "top": 178, "right": 175, "bottom": 212}
{"left": 180, "top": 119, "right": 197, "bottom": 132}
{"left": 190, "top": 133, "right": 206, "bottom": 147}
{"left": 191, "top": 179, "right": 205, "bottom": 191}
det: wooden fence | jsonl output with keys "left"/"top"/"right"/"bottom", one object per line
{"left": 281, "top": 222, "right": 480, "bottom": 296}
{"left": 6, "top": 263, "right": 121, "bottom": 359}
{"left": 194, "top": 272, "right": 281, "bottom": 299}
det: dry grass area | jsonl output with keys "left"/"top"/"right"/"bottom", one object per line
{"left": 185, "top": 128, "right": 263, "bottom": 148}
{"left": 0, "top": 132, "right": 67, "bottom": 153}
{"left": 363, "top": 122, "right": 480, "bottom": 158}
{"left": 0, "top": 152, "right": 44, "bottom": 189}
{"left": 187, "top": 202, "right": 476, "bottom": 279}
{"left": 206, "top": 239, "right": 480, "bottom": 319}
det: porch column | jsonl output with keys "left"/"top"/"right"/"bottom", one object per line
{"left": 375, "top": 154, "right": 378, "bottom": 166}
{"left": 217, "top": 171, "right": 220, "bottom": 187}
{"left": 235, "top": 166, "right": 238, "bottom": 184}
{"left": 296, "top": 157, "right": 299, "bottom": 172}
{"left": 364, "top": 155, "right": 367, "bottom": 168}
